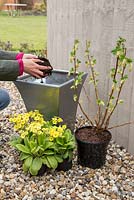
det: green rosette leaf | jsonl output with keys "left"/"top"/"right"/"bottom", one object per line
{"left": 29, "top": 157, "right": 42, "bottom": 176}
{"left": 16, "top": 144, "right": 30, "bottom": 154}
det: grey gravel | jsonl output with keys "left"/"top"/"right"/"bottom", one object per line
{"left": 0, "top": 81, "right": 134, "bottom": 200}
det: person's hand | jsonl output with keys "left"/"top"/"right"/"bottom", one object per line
{"left": 23, "top": 58, "right": 51, "bottom": 78}
{"left": 23, "top": 54, "right": 38, "bottom": 59}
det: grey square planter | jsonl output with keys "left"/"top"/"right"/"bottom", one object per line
{"left": 14, "top": 69, "right": 87, "bottom": 131}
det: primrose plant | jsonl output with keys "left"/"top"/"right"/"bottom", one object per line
{"left": 69, "top": 37, "right": 133, "bottom": 132}
{"left": 10, "top": 110, "right": 75, "bottom": 176}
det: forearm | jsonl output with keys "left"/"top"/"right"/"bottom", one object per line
{"left": 0, "top": 60, "right": 20, "bottom": 81}
{"left": 0, "top": 50, "right": 19, "bottom": 60}
{"left": 0, "top": 52, "right": 51, "bottom": 79}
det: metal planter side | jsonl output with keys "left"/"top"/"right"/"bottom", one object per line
{"left": 14, "top": 69, "right": 87, "bottom": 131}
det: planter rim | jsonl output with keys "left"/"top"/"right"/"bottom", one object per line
{"left": 75, "top": 126, "right": 112, "bottom": 144}
{"left": 14, "top": 69, "right": 87, "bottom": 88}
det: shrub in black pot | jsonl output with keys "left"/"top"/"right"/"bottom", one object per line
{"left": 69, "top": 37, "right": 133, "bottom": 169}
{"left": 75, "top": 126, "right": 111, "bottom": 169}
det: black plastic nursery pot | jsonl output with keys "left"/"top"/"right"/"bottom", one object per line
{"left": 75, "top": 126, "right": 112, "bottom": 169}
{"left": 37, "top": 159, "right": 72, "bottom": 176}
{"left": 37, "top": 164, "right": 48, "bottom": 176}
{"left": 56, "top": 158, "right": 72, "bottom": 171}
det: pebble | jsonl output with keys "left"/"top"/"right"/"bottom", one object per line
{"left": 0, "top": 180, "right": 4, "bottom": 184}
{"left": 0, "top": 81, "right": 134, "bottom": 200}
{"left": 112, "top": 185, "right": 119, "bottom": 193}
{"left": 22, "top": 195, "right": 29, "bottom": 200}
{"left": 102, "top": 180, "right": 107, "bottom": 185}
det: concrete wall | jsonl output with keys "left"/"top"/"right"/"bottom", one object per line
{"left": 47, "top": 0, "right": 134, "bottom": 154}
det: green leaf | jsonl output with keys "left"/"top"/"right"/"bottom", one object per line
{"left": 68, "top": 151, "right": 73, "bottom": 160}
{"left": 118, "top": 99, "right": 124, "bottom": 104}
{"left": 10, "top": 136, "right": 23, "bottom": 147}
{"left": 31, "top": 145, "right": 44, "bottom": 154}
{"left": 97, "top": 99, "right": 105, "bottom": 106}
{"left": 68, "top": 67, "right": 75, "bottom": 75}
{"left": 41, "top": 156, "right": 51, "bottom": 168}
{"left": 56, "top": 137, "right": 64, "bottom": 145}
{"left": 122, "top": 74, "right": 128, "bottom": 80}
{"left": 58, "top": 147, "right": 66, "bottom": 150}
{"left": 20, "top": 152, "right": 30, "bottom": 161}
{"left": 126, "top": 58, "right": 132, "bottom": 63}
{"left": 47, "top": 156, "right": 58, "bottom": 169}
{"left": 29, "top": 157, "right": 42, "bottom": 176}
{"left": 44, "top": 150, "right": 55, "bottom": 155}
{"left": 24, "top": 137, "right": 30, "bottom": 148}
{"left": 70, "top": 51, "right": 75, "bottom": 57}
{"left": 30, "top": 147, "right": 37, "bottom": 154}
{"left": 10, "top": 140, "right": 19, "bottom": 147}
{"left": 16, "top": 144, "right": 30, "bottom": 154}
{"left": 22, "top": 163, "right": 29, "bottom": 173}
{"left": 43, "top": 141, "right": 54, "bottom": 150}
{"left": 119, "top": 54, "right": 125, "bottom": 61}
{"left": 111, "top": 48, "right": 119, "bottom": 55}
{"left": 65, "top": 141, "right": 75, "bottom": 149}
{"left": 111, "top": 68, "right": 116, "bottom": 72}
{"left": 73, "top": 94, "right": 77, "bottom": 101}
{"left": 120, "top": 75, "right": 128, "bottom": 84}
{"left": 23, "top": 156, "right": 33, "bottom": 172}
{"left": 29, "top": 141, "right": 37, "bottom": 151}
{"left": 54, "top": 155, "right": 63, "bottom": 163}
{"left": 64, "top": 129, "right": 72, "bottom": 141}
{"left": 77, "top": 58, "right": 81, "bottom": 64}
{"left": 74, "top": 39, "right": 79, "bottom": 45}
{"left": 63, "top": 151, "right": 69, "bottom": 159}
{"left": 86, "top": 40, "right": 91, "bottom": 48}
{"left": 37, "top": 145, "right": 44, "bottom": 152}
{"left": 113, "top": 79, "right": 117, "bottom": 84}
{"left": 91, "top": 58, "right": 96, "bottom": 66}
{"left": 29, "top": 168, "right": 38, "bottom": 176}
{"left": 64, "top": 132, "right": 70, "bottom": 142}
{"left": 37, "top": 134, "right": 45, "bottom": 145}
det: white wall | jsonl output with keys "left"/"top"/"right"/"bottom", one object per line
{"left": 47, "top": 0, "right": 134, "bottom": 154}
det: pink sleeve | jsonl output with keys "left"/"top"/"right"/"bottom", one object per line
{"left": 16, "top": 52, "right": 24, "bottom": 60}
{"left": 17, "top": 59, "right": 24, "bottom": 76}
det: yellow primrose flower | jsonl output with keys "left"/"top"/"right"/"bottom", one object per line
{"left": 27, "top": 122, "right": 42, "bottom": 134}
{"left": 57, "top": 117, "right": 63, "bottom": 123}
{"left": 62, "top": 125, "right": 67, "bottom": 130}
{"left": 14, "top": 124, "right": 23, "bottom": 130}
{"left": 10, "top": 111, "right": 68, "bottom": 142}
{"left": 9, "top": 117, "right": 17, "bottom": 123}
{"left": 42, "top": 127, "right": 49, "bottom": 133}
{"left": 20, "top": 133, "right": 25, "bottom": 139}
{"left": 38, "top": 131, "right": 43, "bottom": 135}
{"left": 34, "top": 116, "right": 41, "bottom": 121}
{"left": 49, "top": 126, "right": 61, "bottom": 138}
{"left": 49, "top": 137, "right": 54, "bottom": 141}
{"left": 20, "top": 130, "right": 28, "bottom": 139}
{"left": 21, "top": 119, "right": 27, "bottom": 125}
{"left": 52, "top": 117, "right": 58, "bottom": 125}
{"left": 49, "top": 128, "right": 55, "bottom": 136}
{"left": 53, "top": 131, "right": 60, "bottom": 138}
{"left": 57, "top": 126, "right": 64, "bottom": 133}
{"left": 52, "top": 116, "right": 63, "bottom": 125}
